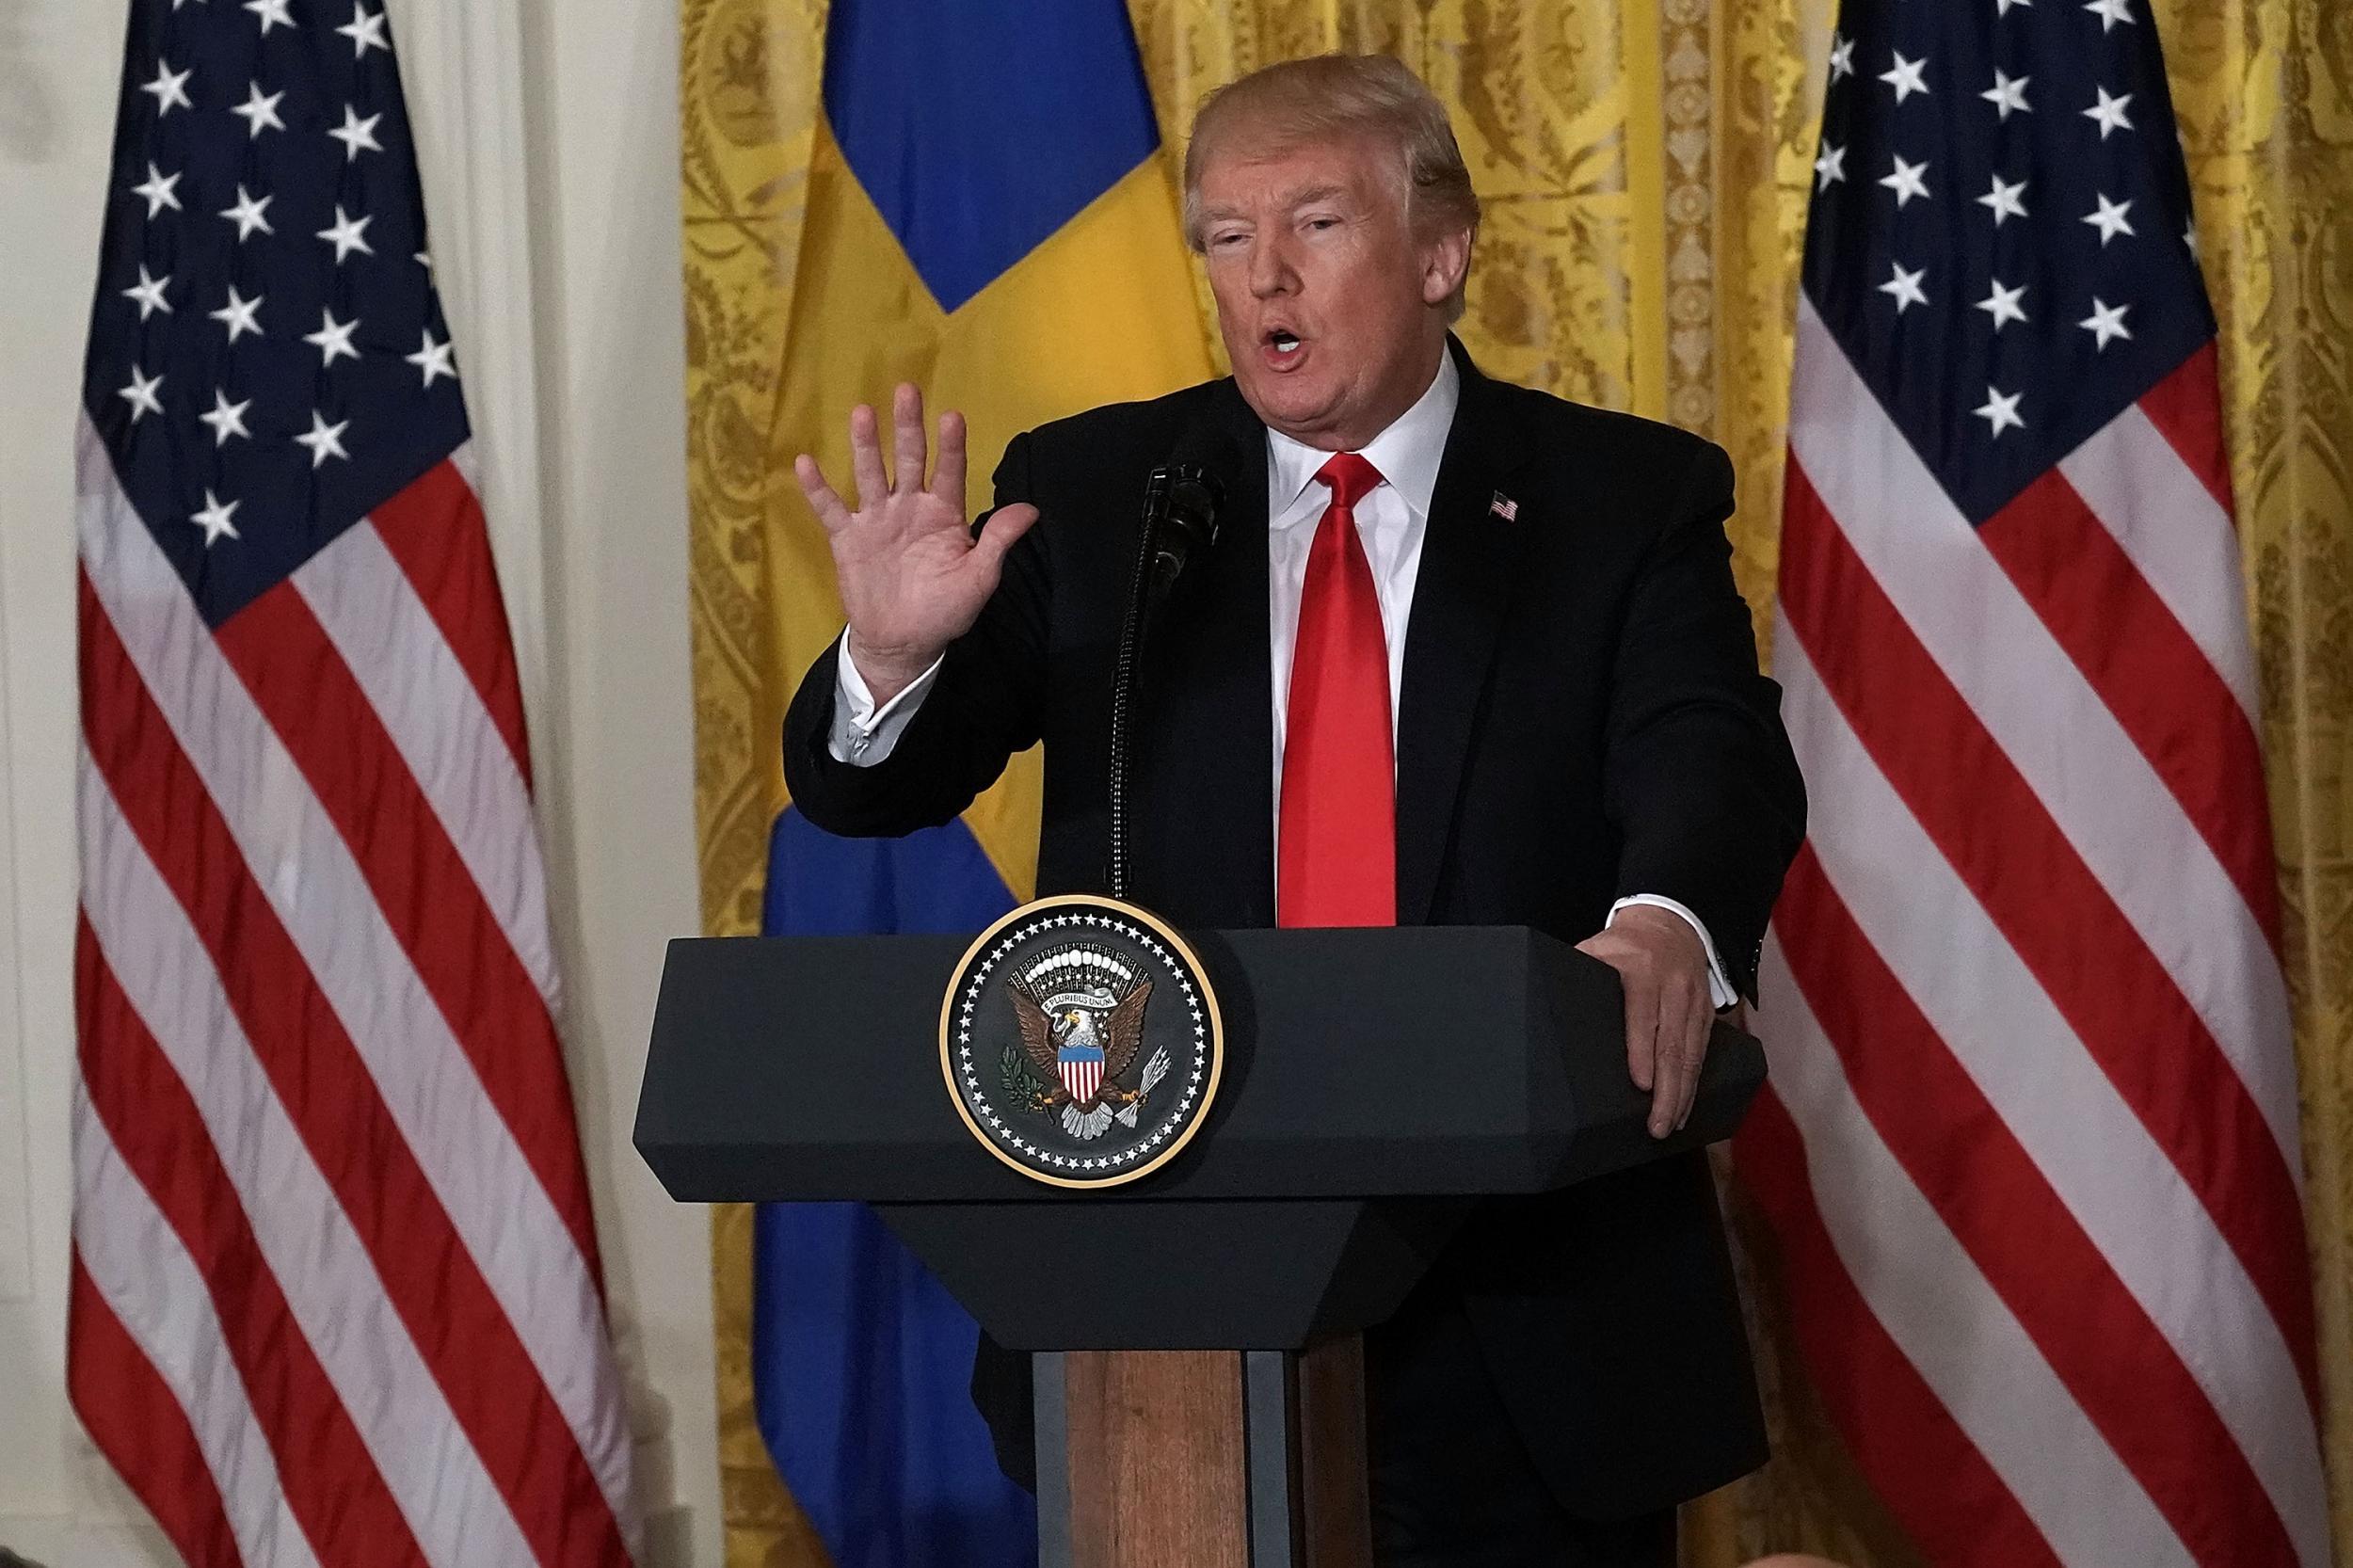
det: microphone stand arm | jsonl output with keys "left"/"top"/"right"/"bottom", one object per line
{"left": 1105, "top": 469, "right": 1172, "bottom": 902}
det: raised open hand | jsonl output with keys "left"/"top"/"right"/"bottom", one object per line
{"left": 794, "top": 383, "right": 1039, "bottom": 705}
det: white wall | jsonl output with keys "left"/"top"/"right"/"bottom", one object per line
{"left": 0, "top": 0, "right": 721, "bottom": 1557}
{"left": 0, "top": 0, "right": 151, "bottom": 1548}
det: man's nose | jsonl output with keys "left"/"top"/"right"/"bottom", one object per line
{"left": 1247, "top": 235, "right": 1296, "bottom": 298}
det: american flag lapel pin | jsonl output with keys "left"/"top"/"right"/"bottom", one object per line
{"left": 1490, "top": 490, "right": 1518, "bottom": 521}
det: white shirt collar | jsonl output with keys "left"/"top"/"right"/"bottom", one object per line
{"left": 1263, "top": 347, "right": 1461, "bottom": 526}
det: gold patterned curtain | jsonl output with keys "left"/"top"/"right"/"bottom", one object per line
{"left": 679, "top": 1, "right": 2353, "bottom": 1560}
{"left": 2172, "top": 3, "right": 2353, "bottom": 1561}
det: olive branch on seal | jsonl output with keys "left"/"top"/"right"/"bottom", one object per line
{"left": 1000, "top": 1043, "right": 1051, "bottom": 1111}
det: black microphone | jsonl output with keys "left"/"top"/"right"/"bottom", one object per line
{"left": 1143, "top": 429, "right": 1237, "bottom": 610}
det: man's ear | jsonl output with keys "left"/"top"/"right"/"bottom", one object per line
{"left": 1419, "top": 226, "right": 1473, "bottom": 307}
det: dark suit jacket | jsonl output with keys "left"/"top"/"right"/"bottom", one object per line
{"left": 782, "top": 338, "right": 1806, "bottom": 1518}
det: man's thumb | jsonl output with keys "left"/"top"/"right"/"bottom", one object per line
{"left": 970, "top": 503, "right": 1039, "bottom": 568}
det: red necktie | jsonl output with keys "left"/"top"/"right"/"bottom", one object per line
{"left": 1278, "top": 452, "right": 1395, "bottom": 927}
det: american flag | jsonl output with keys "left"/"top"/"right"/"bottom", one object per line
{"left": 71, "top": 0, "right": 637, "bottom": 1562}
{"left": 1740, "top": 1, "right": 2330, "bottom": 1563}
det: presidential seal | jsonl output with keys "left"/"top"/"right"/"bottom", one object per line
{"left": 939, "top": 895, "right": 1223, "bottom": 1189}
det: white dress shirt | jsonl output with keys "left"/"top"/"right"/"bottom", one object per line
{"left": 827, "top": 352, "right": 1733, "bottom": 1005}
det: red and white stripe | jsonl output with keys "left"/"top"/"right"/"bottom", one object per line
{"left": 1061, "top": 1058, "right": 1104, "bottom": 1107}
{"left": 71, "top": 417, "right": 638, "bottom": 1566}
{"left": 1741, "top": 299, "right": 2329, "bottom": 1566}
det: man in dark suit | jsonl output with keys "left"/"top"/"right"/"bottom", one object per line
{"left": 783, "top": 52, "right": 1805, "bottom": 1568}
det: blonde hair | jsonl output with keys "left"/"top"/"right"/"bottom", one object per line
{"left": 1180, "top": 54, "right": 1481, "bottom": 319}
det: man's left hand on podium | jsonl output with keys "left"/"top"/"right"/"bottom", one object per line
{"left": 1577, "top": 904, "right": 1714, "bottom": 1140}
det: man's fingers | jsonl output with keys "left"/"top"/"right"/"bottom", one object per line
{"left": 1646, "top": 994, "right": 1686, "bottom": 1140}
{"left": 968, "top": 503, "right": 1040, "bottom": 573}
{"left": 1621, "top": 968, "right": 1659, "bottom": 1095}
{"left": 930, "top": 410, "right": 968, "bottom": 508}
{"left": 1642, "top": 972, "right": 1704, "bottom": 1139}
{"left": 848, "top": 403, "right": 889, "bottom": 513}
{"left": 891, "top": 383, "right": 929, "bottom": 497}
{"left": 1674, "top": 997, "right": 1709, "bottom": 1132}
{"left": 1649, "top": 983, "right": 1700, "bottom": 1138}
{"left": 1577, "top": 910, "right": 1711, "bottom": 1139}
{"left": 793, "top": 454, "right": 853, "bottom": 534}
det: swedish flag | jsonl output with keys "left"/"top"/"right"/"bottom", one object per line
{"left": 752, "top": 2, "right": 1213, "bottom": 1560}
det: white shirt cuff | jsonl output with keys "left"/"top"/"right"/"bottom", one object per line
{"left": 826, "top": 632, "right": 943, "bottom": 766}
{"left": 1609, "top": 894, "right": 1737, "bottom": 1010}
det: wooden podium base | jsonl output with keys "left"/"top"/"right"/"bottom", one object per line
{"left": 1034, "top": 1340, "right": 1373, "bottom": 1568}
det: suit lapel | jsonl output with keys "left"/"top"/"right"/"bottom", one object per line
{"left": 1395, "top": 344, "right": 1530, "bottom": 924}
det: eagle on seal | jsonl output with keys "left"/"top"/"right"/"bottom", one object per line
{"left": 1010, "top": 974, "right": 1155, "bottom": 1141}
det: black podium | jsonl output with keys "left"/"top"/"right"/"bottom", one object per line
{"left": 635, "top": 923, "right": 1764, "bottom": 1566}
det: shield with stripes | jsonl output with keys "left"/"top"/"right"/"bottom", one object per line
{"left": 1056, "top": 1040, "right": 1106, "bottom": 1108}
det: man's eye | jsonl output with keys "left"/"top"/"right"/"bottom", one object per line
{"left": 1305, "top": 216, "right": 1340, "bottom": 231}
